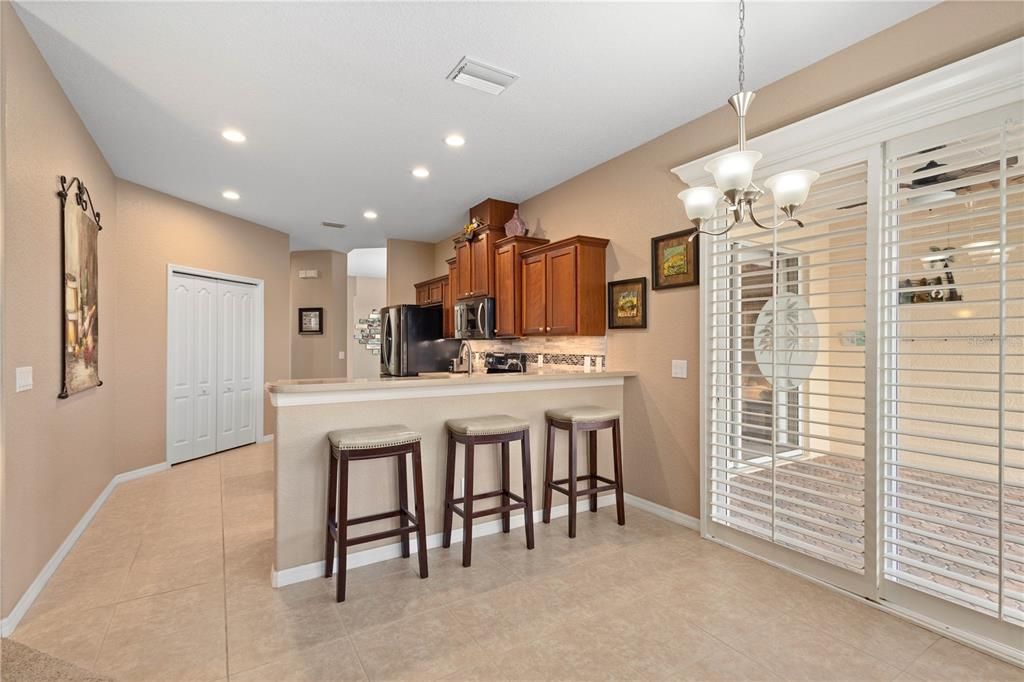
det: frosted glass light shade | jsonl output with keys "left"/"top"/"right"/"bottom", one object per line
{"left": 704, "top": 150, "right": 762, "bottom": 192}
{"left": 765, "top": 170, "right": 819, "bottom": 208}
{"left": 678, "top": 187, "right": 724, "bottom": 221}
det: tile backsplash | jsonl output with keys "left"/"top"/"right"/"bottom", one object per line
{"left": 469, "top": 336, "right": 608, "bottom": 371}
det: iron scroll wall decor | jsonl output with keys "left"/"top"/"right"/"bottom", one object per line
{"left": 58, "top": 175, "right": 104, "bottom": 399}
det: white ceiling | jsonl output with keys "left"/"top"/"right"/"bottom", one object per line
{"left": 15, "top": 1, "right": 935, "bottom": 251}
{"left": 347, "top": 248, "right": 387, "bottom": 279}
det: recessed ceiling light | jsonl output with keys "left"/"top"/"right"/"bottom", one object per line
{"left": 363, "top": 210, "right": 378, "bottom": 220}
{"left": 222, "top": 190, "right": 240, "bottom": 200}
{"left": 412, "top": 167, "right": 430, "bottom": 178}
{"left": 445, "top": 134, "right": 465, "bottom": 147}
{"left": 221, "top": 128, "right": 246, "bottom": 143}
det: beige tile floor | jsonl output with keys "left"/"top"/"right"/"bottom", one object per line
{"left": 9, "top": 442, "right": 1023, "bottom": 681}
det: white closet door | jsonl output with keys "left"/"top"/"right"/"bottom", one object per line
{"left": 193, "top": 279, "right": 218, "bottom": 458}
{"left": 167, "top": 273, "right": 217, "bottom": 464}
{"left": 216, "top": 280, "right": 257, "bottom": 452}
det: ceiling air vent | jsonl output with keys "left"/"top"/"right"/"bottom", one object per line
{"left": 447, "top": 57, "right": 518, "bottom": 95}
{"left": 321, "top": 221, "right": 346, "bottom": 229}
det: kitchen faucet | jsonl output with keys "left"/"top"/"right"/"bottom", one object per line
{"left": 458, "top": 340, "right": 474, "bottom": 376}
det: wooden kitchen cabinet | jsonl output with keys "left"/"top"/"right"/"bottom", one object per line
{"left": 494, "top": 235, "right": 549, "bottom": 337}
{"left": 519, "top": 236, "right": 609, "bottom": 337}
{"left": 413, "top": 275, "right": 446, "bottom": 307}
{"left": 469, "top": 198, "right": 518, "bottom": 230}
{"left": 453, "top": 225, "right": 506, "bottom": 300}
{"left": 444, "top": 258, "right": 456, "bottom": 338}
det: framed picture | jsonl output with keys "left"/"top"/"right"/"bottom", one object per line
{"left": 608, "top": 277, "right": 647, "bottom": 329}
{"left": 298, "top": 307, "right": 324, "bottom": 335}
{"left": 58, "top": 176, "right": 104, "bottom": 399}
{"left": 651, "top": 228, "right": 699, "bottom": 290}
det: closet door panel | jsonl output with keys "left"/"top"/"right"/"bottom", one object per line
{"left": 192, "top": 280, "right": 217, "bottom": 458}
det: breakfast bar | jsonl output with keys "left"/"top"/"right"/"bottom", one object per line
{"left": 266, "top": 370, "right": 634, "bottom": 586}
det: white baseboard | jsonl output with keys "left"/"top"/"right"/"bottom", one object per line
{"left": 259, "top": 433, "right": 275, "bottom": 444}
{"left": 623, "top": 493, "right": 700, "bottom": 531}
{"left": 0, "top": 461, "right": 170, "bottom": 637}
{"left": 272, "top": 495, "right": 618, "bottom": 588}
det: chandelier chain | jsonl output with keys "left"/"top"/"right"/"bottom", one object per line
{"left": 738, "top": 0, "right": 746, "bottom": 92}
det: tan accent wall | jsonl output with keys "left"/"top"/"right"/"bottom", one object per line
{"left": 385, "top": 239, "right": 436, "bottom": 305}
{"left": 289, "top": 250, "right": 347, "bottom": 380}
{"left": 433, "top": 232, "right": 460, "bottom": 278}
{"left": 346, "top": 276, "right": 386, "bottom": 379}
{"left": 1, "top": 5, "right": 292, "bottom": 617}
{"left": 1, "top": 2, "right": 120, "bottom": 616}
{"left": 433, "top": 2, "right": 1024, "bottom": 518}
{"left": 114, "top": 180, "right": 290, "bottom": 472}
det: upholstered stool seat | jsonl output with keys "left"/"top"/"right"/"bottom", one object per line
{"left": 328, "top": 425, "right": 420, "bottom": 450}
{"left": 545, "top": 406, "right": 620, "bottom": 423}
{"left": 446, "top": 415, "right": 530, "bottom": 436}
{"left": 543, "top": 406, "right": 625, "bottom": 538}
{"left": 325, "top": 426, "right": 428, "bottom": 602}
{"left": 443, "top": 415, "right": 535, "bottom": 567}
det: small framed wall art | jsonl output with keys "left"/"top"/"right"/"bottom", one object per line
{"left": 298, "top": 307, "right": 324, "bottom": 335}
{"left": 651, "top": 228, "right": 699, "bottom": 290}
{"left": 607, "top": 277, "right": 647, "bottom": 329}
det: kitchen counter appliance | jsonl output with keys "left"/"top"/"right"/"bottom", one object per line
{"left": 454, "top": 296, "right": 496, "bottom": 340}
{"left": 484, "top": 352, "right": 528, "bottom": 374}
{"left": 380, "top": 305, "right": 461, "bottom": 377}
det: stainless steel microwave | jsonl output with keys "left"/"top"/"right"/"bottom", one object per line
{"left": 454, "top": 296, "right": 495, "bottom": 339}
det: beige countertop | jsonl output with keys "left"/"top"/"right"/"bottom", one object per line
{"left": 266, "top": 369, "right": 636, "bottom": 394}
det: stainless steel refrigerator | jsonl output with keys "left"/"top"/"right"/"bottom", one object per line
{"left": 379, "top": 305, "right": 461, "bottom": 377}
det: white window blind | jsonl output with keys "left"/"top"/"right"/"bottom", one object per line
{"left": 881, "top": 119, "right": 1024, "bottom": 625}
{"left": 708, "top": 162, "right": 869, "bottom": 573}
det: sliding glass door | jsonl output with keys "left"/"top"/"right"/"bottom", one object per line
{"left": 879, "top": 104, "right": 1023, "bottom": 651}
{"left": 704, "top": 101, "right": 1023, "bottom": 656}
{"left": 707, "top": 159, "right": 873, "bottom": 596}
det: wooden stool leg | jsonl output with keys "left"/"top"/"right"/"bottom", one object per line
{"left": 442, "top": 431, "right": 456, "bottom": 549}
{"left": 567, "top": 425, "right": 578, "bottom": 539}
{"left": 462, "top": 440, "right": 475, "bottom": 567}
{"left": 397, "top": 451, "right": 410, "bottom": 559}
{"left": 324, "top": 448, "right": 338, "bottom": 578}
{"left": 335, "top": 451, "right": 350, "bottom": 602}
{"left": 542, "top": 420, "right": 555, "bottom": 524}
{"left": 520, "top": 432, "right": 535, "bottom": 550}
{"left": 612, "top": 418, "right": 625, "bottom": 526}
{"left": 411, "top": 442, "right": 429, "bottom": 579}
{"left": 500, "top": 441, "right": 511, "bottom": 533}
{"left": 588, "top": 430, "right": 598, "bottom": 513}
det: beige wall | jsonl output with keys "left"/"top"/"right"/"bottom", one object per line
{"left": 1, "top": 1, "right": 120, "bottom": 616}
{"left": 434, "top": 2, "right": 1024, "bottom": 518}
{"left": 290, "top": 250, "right": 347, "bottom": 380}
{"left": 347, "top": 276, "right": 386, "bottom": 379}
{"left": 385, "top": 239, "right": 436, "bottom": 305}
{"left": 0, "top": 4, "right": 293, "bottom": 617}
{"left": 115, "top": 180, "right": 290, "bottom": 472}
{"left": 433, "top": 233, "right": 459, "bottom": 278}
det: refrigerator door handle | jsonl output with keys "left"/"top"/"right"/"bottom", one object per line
{"left": 382, "top": 313, "right": 394, "bottom": 374}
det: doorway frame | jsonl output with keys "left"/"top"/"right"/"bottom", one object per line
{"left": 165, "top": 264, "right": 265, "bottom": 464}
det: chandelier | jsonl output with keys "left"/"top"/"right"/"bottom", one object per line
{"left": 679, "top": 0, "right": 819, "bottom": 239}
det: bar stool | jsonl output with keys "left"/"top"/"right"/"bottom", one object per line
{"left": 542, "top": 406, "right": 625, "bottom": 538}
{"left": 325, "top": 425, "right": 428, "bottom": 602}
{"left": 443, "top": 415, "right": 535, "bottom": 567}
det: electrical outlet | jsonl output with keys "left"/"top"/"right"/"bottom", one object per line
{"left": 671, "top": 359, "right": 688, "bottom": 379}
{"left": 338, "top": 351, "right": 345, "bottom": 360}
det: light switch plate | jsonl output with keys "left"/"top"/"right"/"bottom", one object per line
{"left": 671, "top": 359, "right": 688, "bottom": 379}
{"left": 16, "top": 366, "right": 33, "bottom": 392}
{"left": 338, "top": 351, "right": 345, "bottom": 360}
